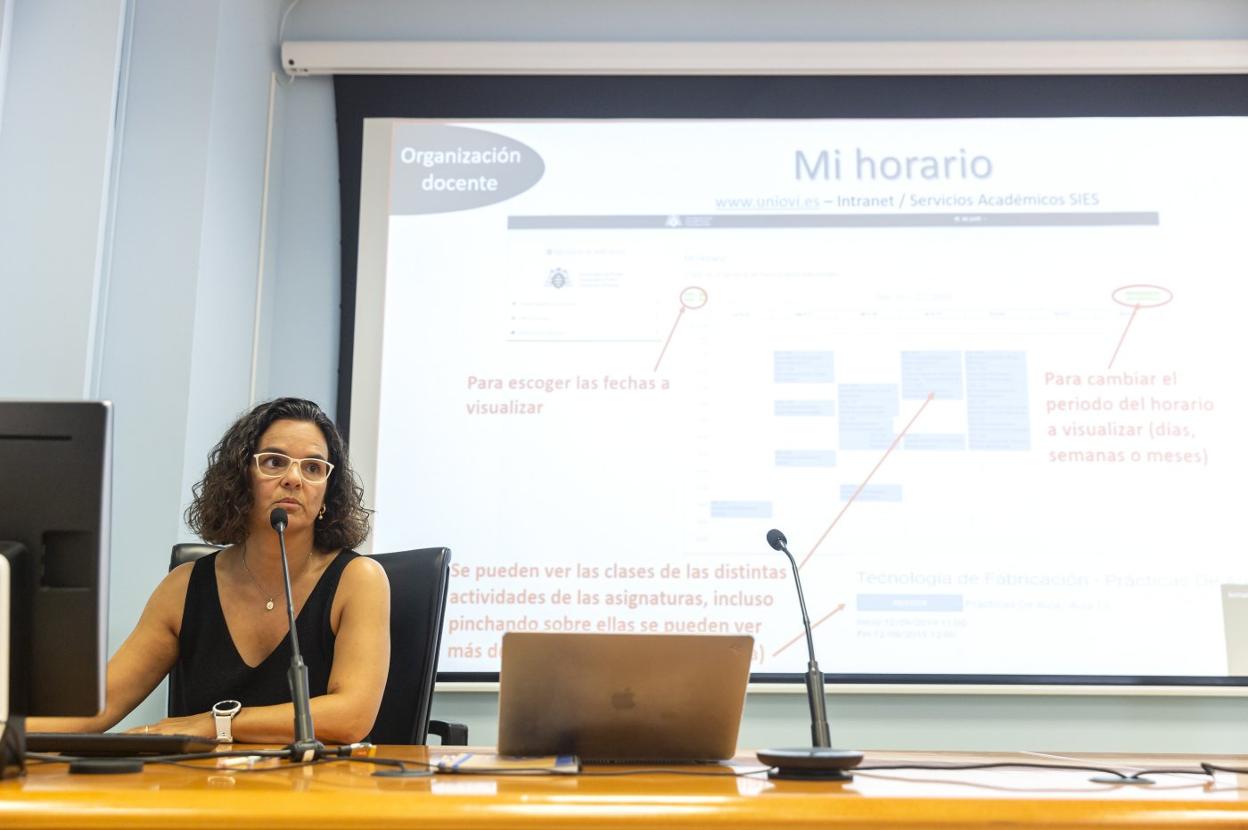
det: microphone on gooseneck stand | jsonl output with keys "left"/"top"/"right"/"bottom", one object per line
{"left": 756, "top": 528, "right": 863, "bottom": 781}
{"left": 270, "top": 507, "right": 324, "bottom": 762}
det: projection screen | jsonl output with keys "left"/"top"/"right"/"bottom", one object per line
{"left": 338, "top": 74, "right": 1248, "bottom": 685}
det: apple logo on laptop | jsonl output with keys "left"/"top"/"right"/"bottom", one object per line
{"left": 611, "top": 688, "right": 636, "bottom": 710}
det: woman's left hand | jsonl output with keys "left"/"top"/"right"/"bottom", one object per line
{"left": 125, "top": 713, "right": 214, "bottom": 738}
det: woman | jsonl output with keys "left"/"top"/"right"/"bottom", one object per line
{"left": 29, "top": 398, "right": 390, "bottom": 743}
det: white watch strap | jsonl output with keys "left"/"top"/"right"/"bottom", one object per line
{"left": 213, "top": 701, "right": 240, "bottom": 743}
{"left": 214, "top": 711, "right": 234, "bottom": 743}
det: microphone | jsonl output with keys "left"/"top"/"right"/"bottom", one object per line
{"left": 757, "top": 528, "right": 863, "bottom": 781}
{"left": 766, "top": 529, "right": 830, "bottom": 746}
{"left": 270, "top": 507, "right": 323, "bottom": 762}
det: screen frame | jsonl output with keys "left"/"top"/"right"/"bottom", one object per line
{"left": 332, "top": 72, "right": 1248, "bottom": 690}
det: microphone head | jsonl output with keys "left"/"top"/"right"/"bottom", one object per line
{"left": 766, "top": 528, "right": 787, "bottom": 551}
{"left": 269, "top": 507, "right": 288, "bottom": 531}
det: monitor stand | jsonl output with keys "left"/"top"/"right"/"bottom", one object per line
{"left": 1, "top": 545, "right": 27, "bottom": 779}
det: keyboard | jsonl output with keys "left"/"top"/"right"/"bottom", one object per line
{"left": 25, "top": 732, "right": 219, "bottom": 757}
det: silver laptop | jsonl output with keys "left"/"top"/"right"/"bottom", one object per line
{"left": 497, "top": 632, "right": 753, "bottom": 762}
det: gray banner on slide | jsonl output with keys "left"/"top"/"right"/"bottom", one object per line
{"left": 508, "top": 212, "right": 1159, "bottom": 229}
{"left": 390, "top": 124, "right": 544, "bottom": 215}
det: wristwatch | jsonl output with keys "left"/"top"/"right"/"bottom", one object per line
{"left": 212, "top": 699, "right": 242, "bottom": 743}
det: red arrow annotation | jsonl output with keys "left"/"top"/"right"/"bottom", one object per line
{"left": 797, "top": 391, "right": 935, "bottom": 571}
{"left": 653, "top": 287, "right": 708, "bottom": 372}
{"left": 1107, "top": 304, "right": 1140, "bottom": 371}
{"left": 770, "top": 393, "right": 934, "bottom": 661}
{"left": 1105, "top": 284, "right": 1173, "bottom": 369}
{"left": 773, "top": 603, "right": 846, "bottom": 658}
{"left": 653, "top": 306, "right": 685, "bottom": 373}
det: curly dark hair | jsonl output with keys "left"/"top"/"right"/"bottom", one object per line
{"left": 185, "top": 398, "right": 370, "bottom": 550}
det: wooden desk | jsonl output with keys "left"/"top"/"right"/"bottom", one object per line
{"left": 3, "top": 747, "right": 1247, "bottom": 829}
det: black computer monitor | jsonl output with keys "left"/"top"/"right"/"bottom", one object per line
{"left": 0, "top": 401, "right": 111, "bottom": 725}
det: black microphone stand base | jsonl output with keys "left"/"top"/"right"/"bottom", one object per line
{"left": 756, "top": 747, "right": 865, "bottom": 782}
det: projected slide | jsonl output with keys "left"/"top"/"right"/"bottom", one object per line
{"left": 354, "top": 117, "right": 1248, "bottom": 678}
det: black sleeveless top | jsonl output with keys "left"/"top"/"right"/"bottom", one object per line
{"left": 167, "top": 549, "right": 358, "bottom": 717}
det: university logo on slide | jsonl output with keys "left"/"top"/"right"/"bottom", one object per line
{"left": 391, "top": 124, "right": 545, "bottom": 214}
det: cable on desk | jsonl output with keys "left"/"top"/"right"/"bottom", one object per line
{"left": 30, "top": 748, "right": 1237, "bottom": 785}
{"left": 24, "top": 748, "right": 293, "bottom": 767}
{"left": 341, "top": 755, "right": 774, "bottom": 778}
{"left": 150, "top": 756, "right": 327, "bottom": 773}
{"left": 329, "top": 754, "right": 430, "bottom": 777}
{"left": 24, "top": 748, "right": 765, "bottom": 779}
{"left": 323, "top": 754, "right": 775, "bottom": 778}
{"left": 856, "top": 761, "right": 1134, "bottom": 780}
{"left": 1129, "top": 762, "right": 1238, "bottom": 780}
{"left": 334, "top": 754, "right": 568, "bottom": 777}
{"left": 574, "top": 766, "right": 773, "bottom": 778}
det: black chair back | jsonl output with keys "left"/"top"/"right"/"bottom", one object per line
{"left": 170, "top": 543, "right": 220, "bottom": 570}
{"left": 166, "top": 543, "right": 463, "bottom": 745}
{"left": 369, "top": 547, "right": 451, "bottom": 745}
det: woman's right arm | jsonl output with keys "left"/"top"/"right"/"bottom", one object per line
{"left": 26, "top": 563, "right": 192, "bottom": 733}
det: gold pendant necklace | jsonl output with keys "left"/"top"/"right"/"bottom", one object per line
{"left": 240, "top": 545, "right": 276, "bottom": 611}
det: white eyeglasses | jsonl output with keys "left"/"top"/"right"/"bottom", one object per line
{"left": 252, "top": 452, "right": 334, "bottom": 484}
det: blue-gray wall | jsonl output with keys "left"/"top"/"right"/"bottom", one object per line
{"left": 2, "top": 0, "right": 1246, "bottom": 750}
